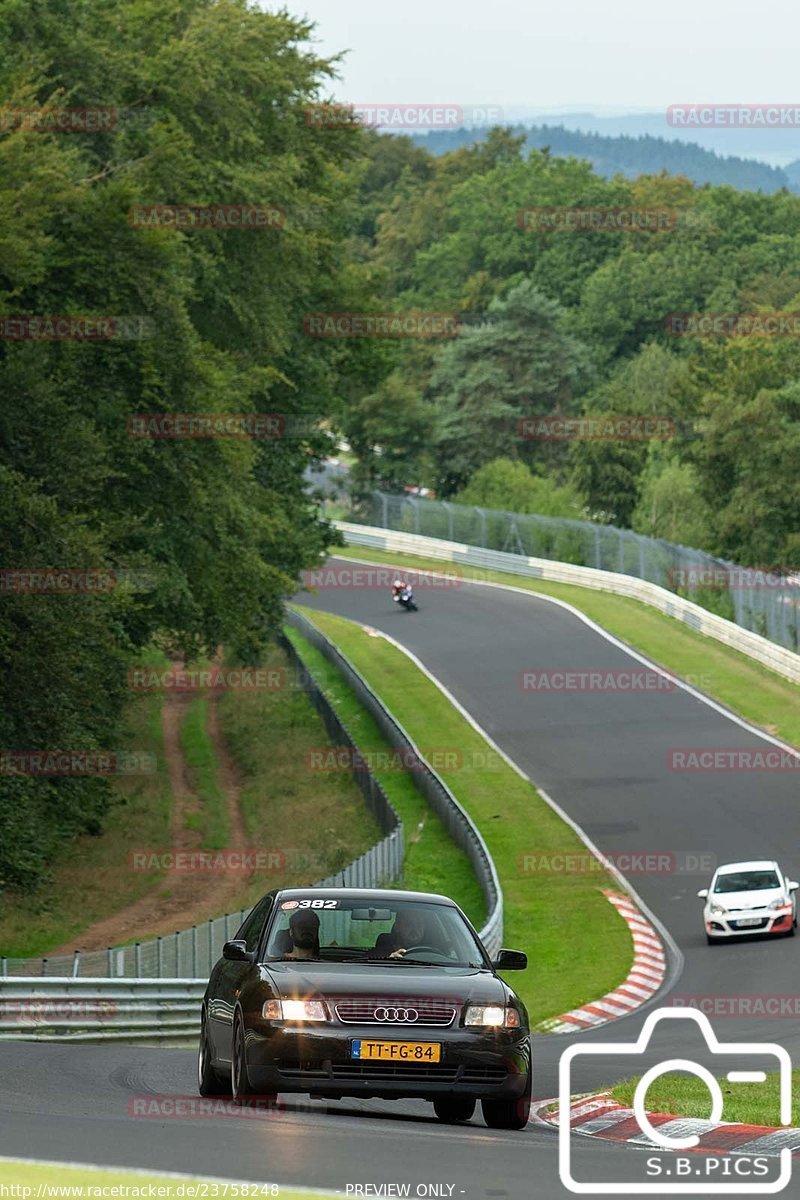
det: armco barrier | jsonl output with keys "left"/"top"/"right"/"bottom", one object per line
{"left": 0, "top": 978, "right": 205, "bottom": 1042}
{"left": 285, "top": 609, "right": 503, "bottom": 957}
{"left": 334, "top": 522, "right": 800, "bottom": 686}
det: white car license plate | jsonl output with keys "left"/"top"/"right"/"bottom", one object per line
{"left": 736, "top": 918, "right": 761, "bottom": 927}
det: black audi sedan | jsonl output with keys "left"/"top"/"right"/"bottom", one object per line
{"left": 199, "top": 887, "right": 531, "bottom": 1129}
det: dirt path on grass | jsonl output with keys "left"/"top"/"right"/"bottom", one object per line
{"left": 53, "top": 663, "right": 255, "bottom": 954}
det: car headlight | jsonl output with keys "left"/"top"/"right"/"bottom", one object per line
{"left": 769, "top": 898, "right": 790, "bottom": 910}
{"left": 708, "top": 903, "right": 727, "bottom": 916}
{"left": 464, "top": 1005, "right": 520, "bottom": 1029}
{"left": 261, "top": 999, "right": 327, "bottom": 1021}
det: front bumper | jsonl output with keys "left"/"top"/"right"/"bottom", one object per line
{"left": 705, "top": 908, "right": 794, "bottom": 937}
{"left": 244, "top": 1023, "right": 531, "bottom": 1100}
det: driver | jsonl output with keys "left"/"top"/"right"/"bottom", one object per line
{"left": 369, "top": 908, "right": 427, "bottom": 959}
{"left": 285, "top": 908, "right": 321, "bottom": 960}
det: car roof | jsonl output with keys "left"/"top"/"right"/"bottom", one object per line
{"left": 274, "top": 887, "right": 458, "bottom": 906}
{"left": 716, "top": 860, "right": 779, "bottom": 874}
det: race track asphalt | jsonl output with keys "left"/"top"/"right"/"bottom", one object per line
{"left": 3, "top": 556, "right": 799, "bottom": 1198}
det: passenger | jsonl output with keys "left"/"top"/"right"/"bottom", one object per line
{"left": 285, "top": 909, "right": 321, "bottom": 960}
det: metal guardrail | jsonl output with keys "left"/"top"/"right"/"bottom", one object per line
{"left": 285, "top": 609, "right": 504, "bottom": 957}
{"left": 335, "top": 522, "right": 800, "bottom": 686}
{"left": 0, "top": 978, "right": 206, "bottom": 1042}
{"left": 351, "top": 490, "right": 800, "bottom": 656}
{"left": 4, "top": 636, "right": 404, "bottom": 981}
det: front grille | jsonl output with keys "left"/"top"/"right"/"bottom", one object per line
{"left": 730, "top": 918, "right": 768, "bottom": 930}
{"left": 332, "top": 1063, "right": 459, "bottom": 1082}
{"left": 334, "top": 999, "right": 457, "bottom": 1026}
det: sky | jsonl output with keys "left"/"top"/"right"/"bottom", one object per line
{"left": 264, "top": 0, "right": 799, "bottom": 113}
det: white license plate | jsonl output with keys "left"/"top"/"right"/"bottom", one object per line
{"left": 736, "top": 918, "right": 761, "bottom": 927}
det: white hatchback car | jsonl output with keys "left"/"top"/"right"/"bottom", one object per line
{"left": 699, "top": 860, "right": 798, "bottom": 944}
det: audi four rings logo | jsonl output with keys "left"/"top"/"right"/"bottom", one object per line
{"left": 373, "top": 1007, "right": 419, "bottom": 1022}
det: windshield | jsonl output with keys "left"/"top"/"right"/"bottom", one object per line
{"left": 714, "top": 870, "right": 780, "bottom": 894}
{"left": 263, "top": 896, "right": 486, "bottom": 967}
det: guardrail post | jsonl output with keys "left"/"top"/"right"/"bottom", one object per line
{"left": 72, "top": 951, "right": 80, "bottom": 978}
{"left": 107, "top": 947, "right": 113, "bottom": 977}
{"left": 41, "top": 958, "right": 47, "bottom": 977}
{"left": 191, "top": 925, "right": 197, "bottom": 977}
{"left": 134, "top": 942, "right": 141, "bottom": 976}
{"left": 157, "top": 936, "right": 163, "bottom": 978}
{"left": 208, "top": 920, "right": 213, "bottom": 972}
{"left": 1, "top": 958, "right": 7, "bottom": 977}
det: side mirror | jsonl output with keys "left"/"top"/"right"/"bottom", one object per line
{"left": 697, "top": 889, "right": 708, "bottom": 900}
{"left": 492, "top": 948, "right": 527, "bottom": 971}
{"left": 789, "top": 881, "right": 799, "bottom": 892}
{"left": 222, "top": 939, "right": 254, "bottom": 963}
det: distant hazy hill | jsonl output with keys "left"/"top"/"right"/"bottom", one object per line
{"left": 411, "top": 124, "right": 794, "bottom": 193}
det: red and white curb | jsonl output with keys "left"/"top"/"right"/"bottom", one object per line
{"left": 532, "top": 1092, "right": 800, "bottom": 1157}
{"left": 535, "top": 891, "right": 666, "bottom": 1033}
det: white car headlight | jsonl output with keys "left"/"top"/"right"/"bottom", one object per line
{"left": 708, "top": 903, "right": 727, "bottom": 916}
{"left": 262, "top": 999, "right": 327, "bottom": 1021}
{"left": 769, "top": 898, "right": 790, "bottom": 911}
{"left": 464, "top": 1005, "right": 520, "bottom": 1029}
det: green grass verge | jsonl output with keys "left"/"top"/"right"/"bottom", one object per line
{"left": 292, "top": 605, "right": 633, "bottom": 1025}
{"left": 284, "top": 626, "right": 484, "bottom": 928}
{"left": 610, "top": 1071, "right": 800, "bottom": 1127}
{"left": 217, "top": 641, "right": 381, "bottom": 910}
{"left": 0, "top": 648, "right": 173, "bottom": 958}
{"left": 180, "top": 696, "right": 228, "bottom": 850}
{"left": 0, "top": 1160, "right": 330, "bottom": 1199}
{"left": 334, "top": 544, "right": 800, "bottom": 749}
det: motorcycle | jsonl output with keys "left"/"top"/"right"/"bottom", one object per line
{"left": 393, "top": 585, "right": 418, "bottom": 612}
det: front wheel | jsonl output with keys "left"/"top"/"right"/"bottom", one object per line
{"left": 231, "top": 1013, "right": 256, "bottom": 1104}
{"left": 481, "top": 1072, "right": 531, "bottom": 1131}
{"left": 433, "top": 1097, "right": 476, "bottom": 1124}
{"left": 198, "top": 1010, "right": 231, "bottom": 1097}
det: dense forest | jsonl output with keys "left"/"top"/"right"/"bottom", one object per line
{"left": 2, "top": 0, "right": 799, "bottom": 891}
{"left": 412, "top": 124, "right": 795, "bottom": 193}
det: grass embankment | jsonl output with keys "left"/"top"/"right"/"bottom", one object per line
{"left": 292, "top": 605, "right": 633, "bottom": 1025}
{"left": 181, "top": 696, "right": 228, "bottom": 850}
{"left": 0, "top": 648, "right": 173, "bottom": 958}
{"left": 0, "top": 643, "right": 381, "bottom": 957}
{"left": 610, "top": 1071, "right": 800, "bottom": 1127}
{"left": 284, "top": 627, "right": 484, "bottom": 927}
{"left": 216, "top": 640, "right": 381, "bottom": 910}
{"left": 333, "top": 545, "right": 800, "bottom": 749}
